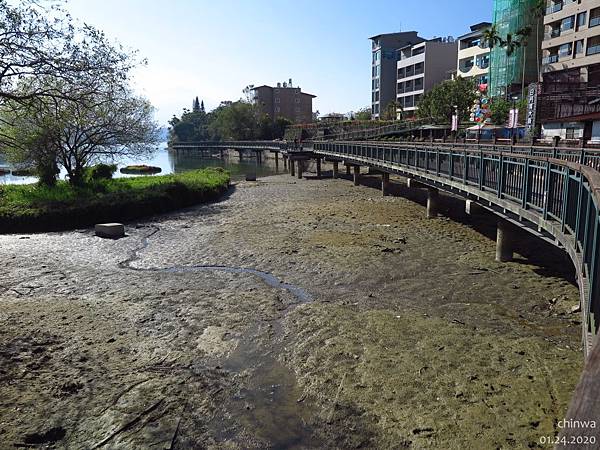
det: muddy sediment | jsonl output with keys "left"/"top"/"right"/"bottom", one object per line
{"left": 0, "top": 168, "right": 582, "bottom": 448}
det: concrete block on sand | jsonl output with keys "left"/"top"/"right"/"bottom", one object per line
{"left": 95, "top": 223, "right": 125, "bottom": 239}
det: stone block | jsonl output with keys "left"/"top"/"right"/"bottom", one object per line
{"left": 95, "top": 223, "right": 125, "bottom": 239}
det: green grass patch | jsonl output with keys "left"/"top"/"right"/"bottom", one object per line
{"left": 119, "top": 164, "right": 162, "bottom": 175}
{"left": 0, "top": 168, "right": 230, "bottom": 233}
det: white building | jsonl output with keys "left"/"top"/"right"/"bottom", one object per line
{"left": 456, "top": 22, "right": 491, "bottom": 87}
{"left": 396, "top": 38, "right": 458, "bottom": 117}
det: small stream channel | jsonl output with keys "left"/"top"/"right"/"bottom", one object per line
{"left": 119, "top": 225, "right": 320, "bottom": 448}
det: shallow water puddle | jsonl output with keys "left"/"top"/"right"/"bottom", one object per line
{"left": 120, "top": 225, "right": 319, "bottom": 447}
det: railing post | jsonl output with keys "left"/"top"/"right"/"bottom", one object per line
{"left": 498, "top": 154, "right": 505, "bottom": 198}
{"left": 543, "top": 160, "right": 552, "bottom": 220}
{"left": 479, "top": 149, "right": 484, "bottom": 191}
{"left": 575, "top": 177, "right": 584, "bottom": 248}
{"left": 463, "top": 149, "right": 468, "bottom": 184}
{"left": 522, "top": 158, "right": 530, "bottom": 209}
{"left": 561, "top": 169, "right": 570, "bottom": 232}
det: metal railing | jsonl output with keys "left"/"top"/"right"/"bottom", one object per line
{"left": 313, "top": 140, "right": 600, "bottom": 354}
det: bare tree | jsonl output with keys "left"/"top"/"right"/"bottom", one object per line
{"left": 0, "top": 0, "right": 141, "bottom": 105}
{"left": 5, "top": 79, "right": 159, "bottom": 184}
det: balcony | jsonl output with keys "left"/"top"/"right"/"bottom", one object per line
{"left": 459, "top": 62, "right": 475, "bottom": 73}
{"left": 546, "top": 0, "right": 576, "bottom": 15}
{"left": 587, "top": 44, "right": 600, "bottom": 56}
{"left": 543, "top": 54, "right": 560, "bottom": 64}
{"left": 546, "top": 2, "right": 563, "bottom": 15}
{"left": 545, "top": 28, "right": 561, "bottom": 40}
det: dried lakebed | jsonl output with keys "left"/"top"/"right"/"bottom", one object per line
{"left": 0, "top": 172, "right": 584, "bottom": 449}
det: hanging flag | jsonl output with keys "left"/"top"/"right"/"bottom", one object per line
{"left": 451, "top": 114, "right": 458, "bottom": 131}
{"left": 508, "top": 109, "right": 518, "bottom": 129}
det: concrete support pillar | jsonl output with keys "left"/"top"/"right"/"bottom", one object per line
{"left": 381, "top": 172, "right": 390, "bottom": 197}
{"left": 297, "top": 160, "right": 303, "bottom": 179}
{"left": 238, "top": 150, "right": 243, "bottom": 161}
{"left": 283, "top": 155, "right": 288, "bottom": 171}
{"left": 290, "top": 159, "right": 296, "bottom": 177}
{"left": 332, "top": 161, "right": 339, "bottom": 179}
{"left": 353, "top": 166, "right": 360, "bottom": 186}
{"left": 496, "top": 220, "right": 514, "bottom": 262}
{"left": 316, "top": 158, "right": 322, "bottom": 179}
{"left": 219, "top": 149, "right": 224, "bottom": 159}
{"left": 426, "top": 188, "right": 439, "bottom": 219}
{"left": 465, "top": 199, "right": 482, "bottom": 215}
{"left": 346, "top": 164, "right": 351, "bottom": 175}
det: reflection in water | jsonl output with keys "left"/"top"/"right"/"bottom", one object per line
{"left": 0, "top": 146, "right": 281, "bottom": 184}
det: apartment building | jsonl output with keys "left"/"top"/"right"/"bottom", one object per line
{"left": 396, "top": 38, "right": 458, "bottom": 116}
{"left": 456, "top": 22, "right": 492, "bottom": 87}
{"left": 539, "top": 0, "right": 600, "bottom": 141}
{"left": 370, "top": 32, "right": 425, "bottom": 119}
{"left": 251, "top": 80, "right": 316, "bottom": 124}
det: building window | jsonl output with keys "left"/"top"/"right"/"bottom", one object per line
{"left": 274, "top": 89, "right": 280, "bottom": 94}
{"left": 397, "top": 67, "right": 405, "bottom": 78}
{"left": 587, "top": 36, "right": 600, "bottom": 56}
{"left": 414, "top": 77, "right": 423, "bottom": 91}
{"left": 397, "top": 82, "right": 404, "bottom": 94}
{"left": 577, "top": 12, "right": 587, "bottom": 30}
{"left": 476, "top": 54, "right": 489, "bottom": 69}
{"left": 275, "top": 106, "right": 280, "bottom": 113}
{"left": 275, "top": 97, "right": 280, "bottom": 103}
{"left": 575, "top": 40, "right": 584, "bottom": 55}
{"left": 566, "top": 128, "right": 576, "bottom": 139}
{"left": 414, "top": 62, "right": 424, "bottom": 75}
{"left": 559, "top": 42, "right": 572, "bottom": 58}
{"left": 591, "top": 7, "right": 600, "bottom": 28}
{"left": 561, "top": 15, "right": 575, "bottom": 32}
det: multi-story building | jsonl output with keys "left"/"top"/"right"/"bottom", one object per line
{"left": 489, "top": 0, "right": 542, "bottom": 98}
{"left": 539, "top": 0, "right": 600, "bottom": 141}
{"left": 370, "top": 32, "right": 425, "bottom": 119}
{"left": 396, "top": 38, "right": 458, "bottom": 116}
{"left": 456, "top": 22, "right": 492, "bottom": 87}
{"left": 251, "top": 80, "right": 316, "bottom": 124}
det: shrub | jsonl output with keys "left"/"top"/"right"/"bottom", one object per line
{"left": 86, "top": 163, "right": 117, "bottom": 181}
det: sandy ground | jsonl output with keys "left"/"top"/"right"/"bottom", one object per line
{"left": 0, "top": 167, "right": 583, "bottom": 449}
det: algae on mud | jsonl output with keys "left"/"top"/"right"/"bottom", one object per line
{"left": 0, "top": 169, "right": 583, "bottom": 448}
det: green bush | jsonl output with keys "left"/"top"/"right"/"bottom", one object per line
{"left": 0, "top": 168, "right": 230, "bottom": 233}
{"left": 86, "top": 163, "right": 117, "bottom": 181}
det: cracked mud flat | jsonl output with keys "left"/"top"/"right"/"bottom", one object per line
{"left": 0, "top": 169, "right": 583, "bottom": 449}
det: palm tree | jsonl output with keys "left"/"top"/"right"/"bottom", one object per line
{"left": 516, "top": 26, "right": 533, "bottom": 96}
{"left": 481, "top": 24, "right": 503, "bottom": 97}
{"left": 502, "top": 33, "right": 522, "bottom": 99}
{"left": 531, "top": 0, "right": 546, "bottom": 83}
{"left": 481, "top": 23, "right": 503, "bottom": 50}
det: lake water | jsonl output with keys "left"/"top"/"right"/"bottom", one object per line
{"left": 0, "top": 144, "right": 282, "bottom": 185}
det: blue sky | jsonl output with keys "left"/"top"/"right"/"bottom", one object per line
{"left": 66, "top": 0, "right": 494, "bottom": 125}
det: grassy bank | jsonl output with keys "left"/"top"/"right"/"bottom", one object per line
{"left": 0, "top": 168, "right": 230, "bottom": 233}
